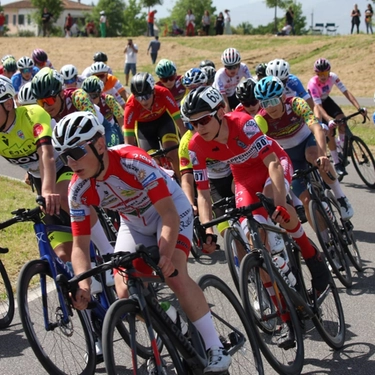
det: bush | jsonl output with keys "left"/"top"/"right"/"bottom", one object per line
{"left": 18, "top": 30, "right": 36, "bottom": 37}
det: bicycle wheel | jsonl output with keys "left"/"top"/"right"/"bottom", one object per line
{"left": 0, "top": 259, "right": 14, "bottom": 329}
{"left": 309, "top": 199, "right": 352, "bottom": 288}
{"left": 17, "top": 259, "right": 96, "bottom": 375}
{"left": 239, "top": 252, "right": 304, "bottom": 375}
{"left": 191, "top": 216, "right": 204, "bottom": 259}
{"left": 198, "top": 274, "right": 265, "bottom": 375}
{"left": 350, "top": 135, "right": 375, "bottom": 189}
{"left": 102, "top": 298, "right": 185, "bottom": 375}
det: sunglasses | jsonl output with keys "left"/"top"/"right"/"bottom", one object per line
{"left": 89, "top": 93, "right": 100, "bottom": 100}
{"left": 135, "top": 93, "right": 152, "bottom": 101}
{"left": 60, "top": 144, "right": 89, "bottom": 165}
{"left": 260, "top": 97, "right": 281, "bottom": 109}
{"left": 94, "top": 73, "right": 107, "bottom": 79}
{"left": 160, "top": 74, "right": 176, "bottom": 83}
{"left": 317, "top": 71, "right": 330, "bottom": 77}
{"left": 241, "top": 99, "right": 259, "bottom": 107}
{"left": 20, "top": 68, "right": 31, "bottom": 74}
{"left": 190, "top": 111, "right": 217, "bottom": 127}
{"left": 64, "top": 77, "right": 77, "bottom": 85}
{"left": 37, "top": 95, "right": 58, "bottom": 107}
{"left": 225, "top": 64, "right": 240, "bottom": 71}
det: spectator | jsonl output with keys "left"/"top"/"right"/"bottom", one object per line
{"left": 351, "top": 4, "right": 361, "bottom": 34}
{"left": 276, "top": 24, "right": 292, "bottom": 36}
{"left": 365, "top": 3, "right": 373, "bottom": 34}
{"left": 286, "top": 6, "right": 295, "bottom": 35}
{"left": 64, "top": 13, "right": 73, "bottom": 37}
{"left": 99, "top": 10, "right": 108, "bottom": 37}
{"left": 202, "top": 10, "right": 210, "bottom": 36}
{"left": 215, "top": 12, "right": 224, "bottom": 35}
{"left": 124, "top": 38, "right": 138, "bottom": 86}
{"left": 147, "top": 36, "right": 161, "bottom": 64}
{"left": 172, "top": 20, "right": 184, "bottom": 35}
{"left": 185, "top": 9, "right": 195, "bottom": 36}
{"left": 41, "top": 7, "right": 53, "bottom": 37}
{"left": 70, "top": 22, "right": 80, "bottom": 37}
{"left": 85, "top": 20, "right": 96, "bottom": 37}
{"left": 224, "top": 9, "right": 231, "bottom": 35}
{"left": 0, "top": 11, "right": 5, "bottom": 37}
{"left": 148, "top": 9, "right": 157, "bottom": 36}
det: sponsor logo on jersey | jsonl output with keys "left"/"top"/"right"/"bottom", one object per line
{"left": 120, "top": 190, "right": 136, "bottom": 197}
{"left": 243, "top": 119, "right": 260, "bottom": 139}
{"left": 70, "top": 200, "right": 80, "bottom": 209}
{"left": 188, "top": 150, "right": 198, "bottom": 165}
{"left": 70, "top": 209, "right": 85, "bottom": 222}
{"left": 141, "top": 172, "right": 157, "bottom": 187}
{"left": 17, "top": 130, "right": 25, "bottom": 139}
{"left": 33, "top": 123, "right": 44, "bottom": 138}
{"left": 137, "top": 169, "right": 146, "bottom": 180}
{"left": 180, "top": 157, "right": 190, "bottom": 167}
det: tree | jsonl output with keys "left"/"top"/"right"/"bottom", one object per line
{"left": 31, "top": 0, "right": 64, "bottom": 30}
{"left": 95, "top": 0, "right": 126, "bottom": 36}
{"left": 123, "top": 0, "right": 147, "bottom": 36}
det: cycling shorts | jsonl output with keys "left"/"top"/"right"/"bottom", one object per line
{"left": 322, "top": 96, "right": 344, "bottom": 119}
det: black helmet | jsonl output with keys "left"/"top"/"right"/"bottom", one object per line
{"left": 199, "top": 59, "right": 216, "bottom": 69}
{"left": 181, "top": 86, "right": 224, "bottom": 119}
{"left": 255, "top": 63, "right": 267, "bottom": 77}
{"left": 130, "top": 72, "right": 155, "bottom": 96}
{"left": 236, "top": 78, "right": 257, "bottom": 102}
{"left": 93, "top": 51, "right": 108, "bottom": 63}
{"left": 201, "top": 66, "right": 216, "bottom": 85}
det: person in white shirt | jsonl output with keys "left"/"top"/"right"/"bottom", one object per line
{"left": 124, "top": 39, "right": 138, "bottom": 86}
{"left": 185, "top": 9, "right": 195, "bottom": 36}
{"left": 224, "top": 9, "right": 231, "bottom": 34}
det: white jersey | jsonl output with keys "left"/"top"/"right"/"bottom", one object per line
{"left": 213, "top": 63, "right": 252, "bottom": 97}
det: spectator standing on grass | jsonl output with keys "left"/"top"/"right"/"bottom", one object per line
{"left": 185, "top": 9, "right": 195, "bottom": 36}
{"left": 147, "top": 36, "right": 161, "bottom": 64}
{"left": 124, "top": 39, "right": 138, "bottom": 86}
{"left": 99, "top": 11, "right": 108, "bottom": 37}
{"left": 286, "top": 6, "right": 295, "bottom": 35}
{"left": 41, "top": 7, "right": 53, "bottom": 37}
{"left": 215, "top": 12, "right": 224, "bottom": 35}
{"left": 64, "top": 13, "right": 73, "bottom": 37}
{"left": 202, "top": 10, "right": 210, "bottom": 36}
{"left": 0, "top": 11, "right": 5, "bottom": 37}
{"left": 351, "top": 4, "right": 361, "bottom": 34}
{"left": 224, "top": 9, "right": 231, "bottom": 35}
{"left": 365, "top": 3, "right": 373, "bottom": 34}
{"left": 148, "top": 9, "right": 157, "bottom": 36}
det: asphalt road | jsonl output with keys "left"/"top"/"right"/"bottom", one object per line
{"left": 1, "top": 158, "right": 375, "bottom": 374}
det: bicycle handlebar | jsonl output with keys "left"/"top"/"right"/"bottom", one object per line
{"left": 149, "top": 143, "right": 180, "bottom": 158}
{"left": 212, "top": 196, "right": 235, "bottom": 210}
{"left": 0, "top": 247, "right": 9, "bottom": 254}
{"left": 0, "top": 205, "right": 42, "bottom": 229}
{"left": 336, "top": 109, "right": 367, "bottom": 124}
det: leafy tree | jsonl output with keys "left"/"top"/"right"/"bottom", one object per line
{"left": 31, "top": 0, "right": 64, "bottom": 29}
{"left": 123, "top": 0, "right": 147, "bottom": 36}
{"left": 236, "top": 22, "right": 254, "bottom": 35}
{"left": 140, "top": 0, "right": 163, "bottom": 12}
{"left": 95, "top": 0, "right": 126, "bottom": 36}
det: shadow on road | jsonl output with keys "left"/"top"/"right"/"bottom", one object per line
{"left": 0, "top": 322, "right": 31, "bottom": 359}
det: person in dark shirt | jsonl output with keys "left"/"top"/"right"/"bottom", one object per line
{"left": 42, "top": 7, "right": 53, "bottom": 37}
{"left": 285, "top": 6, "right": 295, "bottom": 35}
{"left": 215, "top": 12, "right": 224, "bottom": 35}
{"left": 351, "top": 4, "right": 361, "bottom": 34}
{"left": 147, "top": 36, "right": 161, "bottom": 64}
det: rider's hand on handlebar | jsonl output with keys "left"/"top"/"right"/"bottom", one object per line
{"left": 271, "top": 206, "right": 290, "bottom": 224}
{"left": 71, "top": 287, "right": 90, "bottom": 310}
{"left": 158, "top": 255, "right": 176, "bottom": 278}
{"left": 315, "top": 156, "right": 331, "bottom": 173}
{"left": 328, "top": 119, "right": 337, "bottom": 130}
{"left": 202, "top": 233, "right": 218, "bottom": 254}
{"left": 43, "top": 193, "right": 61, "bottom": 216}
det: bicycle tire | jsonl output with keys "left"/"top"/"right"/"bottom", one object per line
{"left": 309, "top": 199, "right": 352, "bottom": 288}
{"left": 17, "top": 259, "right": 96, "bottom": 375}
{"left": 0, "top": 259, "right": 14, "bottom": 329}
{"left": 198, "top": 273, "right": 265, "bottom": 375}
{"left": 350, "top": 135, "right": 375, "bottom": 189}
{"left": 102, "top": 298, "right": 186, "bottom": 375}
{"left": 191, "top": 216, "right": 204, "bottom": 259}
{"left": 239, "top": 252, "right": 304, "bottom": 375}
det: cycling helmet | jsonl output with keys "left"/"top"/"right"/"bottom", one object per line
{"left": 235, "top": 78, "right": 258, "bottom": 102}
{"left": 60, "top": 64, "right": 78, "bottom": 82}
{"left": 155, "top": 59, "right": 177, "bottom": 78}
{"left": 31, "top": 49, "right": 48, "bottom": 64}
{"left": 254, "top": 76, "right": 284, "bottom": 100}
{"left": 221, "top": 48, "right": 241, "bottom": 66}
{"left": 82, "top": 76, "right": 104, "bottom": 94}
{"left": 3, "top": 58, "right": 17, "bottom": 72}
{"left": 52, "top": 112, "right": 105, "bottom": 153}
{"left": 182, "top": 68, "right": 208, "bottom": 89}
{"left": 314, "top": 58, "right": 331, "bottom": 72}
{"left": 255, "top": 63, "right": 267, "bottom": 77}
{"left": 93, "top": 51, "right": 108, "bottom": 62}
{"left": 17, "top": 56, "right": 34, "bottom": 70}
{"left": 130, "top": 72, "right": 155, "bottom": 96}
{"left": 0, "top": 77, "right": 16, "bottom": 103}
{"left": 31, "top": 67, "right": 63, "bottom": 99}
{"left": 201, "top": 66, "right": 216, "bottom": 85}
{"left": 90, "top": 62, "right": 109, "bottom": 75}
{"left": 199, "top": 59, "right": 216, "bottom": 69}
{"left": 266, "top": 59, "right": 290, "bottom": 80}
{"left": 1, "top": 55, "right": 15, "bottom": 64}
{"left": 18, "top": 82, "right": 37, "bottom": 105}
{"left": 181, "top": 86, "right": 224, "bottom": 119}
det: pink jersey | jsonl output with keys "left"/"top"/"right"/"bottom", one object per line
{"left": 307, "top": 73, "right": 347, "bottom": 105}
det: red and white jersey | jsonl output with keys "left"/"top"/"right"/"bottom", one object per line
{"left": 307, "top": 73, "right": 347, "bottom": 105}
{"left": 188, "top": 111, "right": 288, "bottom": 190}
{"left": 68, "top": 145, "right": 181, "bottom": 236}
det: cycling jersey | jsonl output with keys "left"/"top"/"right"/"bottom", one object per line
{"left": 213, "top": 63, "right": 252, "bottom": 97}
{"left": 81, "top": 66, "right": 113, "bottom": 78}
{"left": 284, "top": 74, "right": 311, "bottom": 101}
{"left": 156, "top": 76, "right": 187, "bottom": 107}
{"left": 11, "top": 66, "right": 39, "bottom": 93}
{"left": 307, "top": 73, "right": 347, "bottom": 105}
{"left": 255, "top": 97, "right": 318, "bottom": 149}
{"left": 124, "top": 85, "right": 181, "bottom": 138}
{"left": 103, "top": 74, "right": 126, "bottom": 107}
{"left": 0, "top": 104, "right": 62, "bottom": 177}
{"left": 97, "top": 93, "right": 123, "bottom": 124}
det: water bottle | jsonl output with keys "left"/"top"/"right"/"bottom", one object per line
{"left": 160, "top": 302, "right": 188, "bottom": 335}
{"left": 267, "top": 230, "right": 285, "bottom": 255}
{"left": 90, "top": 261, "right": 103, "bottom": 294}
{"left": 322, "top": 202, "right": 334, "bottom": 221}
{"left": 273, "top": 255, "right": 296, "bottom": 287}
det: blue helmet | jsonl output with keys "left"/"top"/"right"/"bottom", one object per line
{"left": 254, "top": 76, "right": 284, "bottom": 100}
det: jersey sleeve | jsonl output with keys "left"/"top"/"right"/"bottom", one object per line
{"left": 253, "top": 114, "right": 269, "bottom": 134}
{"left": 105, "top": 94, "right": 123, "bottom": 119}
{"left": 163, "top": 90, "right": 181, "bottom": 121}
{"left": 307, "top": 77, "right": 322, "bottom": 105}
{"left": 11, "top": 73, "right": 22, "bottom": 93}
{"left": 179, "top": 131, "right": 193, "bottom": 174}
{"left": 123, "top": 96, "right": 138, "bottom": 137}
{"left": 27, "top": 105, "right": 53, "bottom": 148}
{"left": 291, "top": 97, "right": 318, "bottom": 128}
{"left": 188, "top": 137, "right": 209, "bottom": 190}
{"left": 289, "top": 76, "right": 310, "bottom": 100}
{"left": 331, "top": 73, "right": 347, "bottom": 93}
{"left": 71, "top": 89, "right": 96, "bottom": 115}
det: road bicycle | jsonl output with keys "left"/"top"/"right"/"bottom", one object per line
{"left": 200, "top": 193, "right": 345, "bottom": 375}
{"left": 0, "top": 246, "right": 14, "bottom": 329}
{"left": 149, "top": 143, "right": 180, "bottom": 181}
{"left": 334, "top": 109, "right": 375, "bottom": 188}
{"left": 57, "top": 244, "right": 265, "bottom": 374}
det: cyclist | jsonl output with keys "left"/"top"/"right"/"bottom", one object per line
{"left": 234, "top": 78, "right": 261, "bottom": 117}
{"left": 81, "top": 51, "right": 113, "bottom": 78}
{"left": 253, "top": 76, "right": 354, "bottom": 221}
{"left": 12, "top": 56, "right": 39, "bottom": 94}
{"left": 182, "top": 86, "right": 330, "bottom": 348}
{"left": 31, "top": 48, "right": 53, "bottom": 69}
{"left": 201, "top": 65, "right": 216, "bottom": 86}
{"left": 17, "top": 81, "right": 37, "bottom": 106}
{"left": 213, "top": 47, "right": 252, "bottom": 112}
{"left": 307, "top": 58, "right": 366, "bottom": 176}
{"left": 199, "top": 60, "right": 216, "bottom": 69}
{"left": 124, "top": 72, "right": 185, "bottom": 179}
{"left": 90, "top": 62, "right": 127, "bottom": 108}
{"left": 52, "top": 111, "right": 232, "bottom": 374}
{"left": 1, "top": 57, "right": 17, "bottom": 79}
{"left": 255, "top": 63, "right": 267, "bottom": 81}
{"left": 60, "top": 64, "right": 82, "bottom": 89}
{"left": 155, "top": 59, "right": 187, "bottom": 107}
{"left": 182, "top": 68, "right": 208, "bottom": 91}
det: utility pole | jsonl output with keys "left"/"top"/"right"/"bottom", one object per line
{"left": 311, "top": 9, "right": 314, "bottom": 30}
{"left": 274, "top": 0, "right": 278, "bottom": 33}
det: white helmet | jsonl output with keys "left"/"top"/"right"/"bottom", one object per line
{"left": 221, "top": 48, "right": 241, "bottom": 66}
{"left": 182, "top": 68, "right": 208, "bottom": 89}
{"left": 266, "top": 59, "right": 290, "bottom": 81}
{"left": 0, "top": 77, "right": 16, "bottom": 103}
{"left": 90, "top": 62, "right": 109, "bottom": 75}
{"left": 52, "top": 112, "right": 105, "bottom": 153}
{"left": 60, "top": 64, "right": 78, "bottom": 82}
{"left": 17, "top": 56, "right": 34, "bottom": 70}
{"left": 18, "top": 82, "right": 37, "bottom": 105}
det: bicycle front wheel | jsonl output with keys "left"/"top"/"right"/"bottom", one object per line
{"left": 239, "top": 252, "right": 304, "bottom": 375}
{"left": 198, "top": 274, "right": 264, "bottom": 375}
{"left": 350, "top": 135, "right": 375, "bottom": 188}
{"left": 17, "top": 259, "right": 96, "bottom": 375}
{"left": 0, "top": 259, "right": 14, "bottom": 329}
{"left": 102, "top": 298, "right": 185, "bottom": 375}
